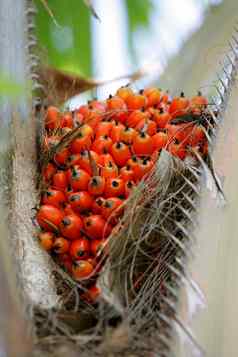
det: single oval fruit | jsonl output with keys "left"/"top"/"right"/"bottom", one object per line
{"left": 102, "top": 197, "right": 123, "bottom": 219}
{"left": 68, "top": 166, "right": 91, "bottom": 191}
{"left": 42, "top": 163, "right": 56, "bottom": 182}
{"left": 68, "top": 191, "right": 93, "bottom": 213}
{"left": 110, "top": 142, "right": 131, "bottom": 167}
{"left": 83, "top": 215, "right": 107, "bottom": 239}
{"left": 90, "top": 239, "right": 106, "bottom": 257}
{"left": 104, "top": 178, "right": 125, "bottom": 198}
{"left": 52, "top": 170, "right": 68, "bottom": 191}
{"left": 42, "top": 188, "right": 66, "bottom": 208}
{"left": 126, "top": 92, "right": 147, "bottom": 110}
{"left": 60, "top": 214, "right": 83, "bottom": 240}
{"left": 38, "top": 231, "right": 54, "bottom": 251}
{"left": 169, "top": 92, "right": 190, "bottom": 118}
{"left": 45, "top": 106, "right": 61, "bottom": 130}
{"left": 88, "top": 176, "right": 106, "bottom": 196}
{"left": 53, "top": 237, "right": 70, "bottom": 254}
{"left": 36, "top": 205, "right": 63, "bottom": 232}
{"left": 54, "top": 147, "right": 70, "bottom": 166}
{"left": 70, "top": 239, "right": 90, "bottom": 260}
{"left": 132, "top": 132, "right": 153, "bottom": 156}
{"left": 72, "top": 260, "right": 94, "bottom": 281}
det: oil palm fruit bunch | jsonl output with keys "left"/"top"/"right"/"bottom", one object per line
{"left": 36, "top": 86, "right": 210, "bottom": 303}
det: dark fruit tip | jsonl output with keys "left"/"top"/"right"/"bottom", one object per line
{"left": 62, "top": 217, "right": 71, "bottom": 226}
{"left": 112, "top": 180, "right": 119, "bottom": 187}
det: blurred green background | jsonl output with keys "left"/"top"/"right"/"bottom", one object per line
{"left": 34, "top": 0, "right": 238, "bottom": 101}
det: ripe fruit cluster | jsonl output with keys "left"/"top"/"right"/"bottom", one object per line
{"left": 36, "top": 87, "right": 209, "bottom": 302}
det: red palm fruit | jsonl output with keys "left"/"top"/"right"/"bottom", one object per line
{"left": 152, "top": 132, "right": 168, "bottom": 151}
{"left": 68, "top": 150, "right": 100, "bottom": 175}
{"left": 104, "top": 178, "right": 125, "bottom": 198}
{"left": 68, "top": 191, "right": 93, "bottom": 213}
{"left": 98, "top": 153, "right": 115, "bottom": 166}
{"left": 101, "top": 161, "right": 118, "bottom": 179}
{"left": 83, "top": 215, "right": 107, "bottom": 239}
{"left": 110, "top": 142, "right": 131, "bottom": 167}
{"left": 69, "top": 239, "right": 90, "bottom": 260}
{"left": 161, "top": 90, "right": 171, "bottom": 104}
{"left": 132, "top": 132, "right": 153, "bottom": 156}
{"left": 136, "top": 119, "right": 157, "bottom": 136}
{"left": 53, "top": 237, "right": 70, "bottom": 254}
{"left": 190, "top": 91, "right": 208, "bottom": 112}
{"left": 54, "top": 147, "right": 70, "bottom": 166}
{"left": 92, "top": 135, "right": 113, "bottom": 154}
{"left": 38, "top": 232, "right": 54, "bottom": 251}
{"left": 77, "top": 104, "right": 90, "bottom": 118}
{"left": 64, "top": 204, "right": 75, "bottom": 216}
{"left": 67, "top": 153, "right": 81, "bottom": 167}
{"left": 166, "top": 123, "right": 192, "bottom": 144}
{"left": 42, "top": 162, "right": 56, "bottom": 182}
{"left": 107, "top": 95, "right": 128, "bottom": 123}
{"left": 127, "top": 155, "right": 140, "bottom": 171}
{"left": 45, "top": 106, "right": 61, "bottom": 130}
{"left": 187, "top": 125, "right": 206, "bottom": 146}
{"left": 83, "top": 285, "right": 101, "bottom": 303}
{"left": 95, "top": 120, "right": 113, "bottom": 138}
{"left": 89, "top": 99, "right": 107, "bottom": 113}
{"left": 52, "top": 170, "right": 68, "bottom": 191}
{"left": 36, "top": 205, "right": 63, "bottom": 232}
{"left": 169, "top": 92, "right": 190, "bottom": 118}
{"left": 60, "top": 214, "right": 83, "bottom": 240}
{"left": 88, "top": 176, "right": 105, "bottom": 196}
{"left": 151, "top": 150, "right": 160, "bottom": 163}
{"left": 126, "top": 92, "right": 147, "bottom": 110}
{"left": 119, "top": 165, "right": 134, "bottom": 182}
{"left": 80, "top": 122, "right": 95, "bottom": 138}
{"left": 74, "top": 112, "right": 84, "bottom": 127}
{"left": 102, "top": 197, "right": 123, "bottom": 219}
{"left": 42, "top": 188, "right": 66, "bottom": 209}
{"left": 168, "top": 143, "right": 187, "bottom": 160}
{"left": 92, "top": 197, "right": 105, "bottom": 214}
{"left": 90, "top": 239, "right": 105, "bottom": 257}
{"left": 116, "top": 86, "right": 134, "bottom": 101}
{"left": 119, "top": 126, "right": 136, "bottom": 144}
{"left": 70, "top": 124, "right": 93, "bottom": 153}
{"left": 68, "top": 166, "right": 91, "bottom": 191}
{"left": 126, "top": 109, "right": 149, "bottom": 128}
{"left": 153, "top": 108, "right": 171, "bottom": 128}
{"left": 61, "top": 112, "right": 73, "bottom": 128}
{"left": 133, "top": 158, "right": 154, "bottom": 181}
{"left": 84, "top": 110, "right": 102, "bottom": 130}
{"left": 110, "top": 122, "right": 125, "bottom": 142}
{"left": 72, "top": 260, "right": 94, "bottom": 281}
{"left": 125, "top": 180, "right": 135, "bottom": 198}
{"left": 143, "top": 87, "right": 161, "bottom": 107}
